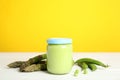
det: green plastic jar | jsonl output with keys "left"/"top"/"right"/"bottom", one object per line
{"left": 47, "top": 38, "right": 73, "bottom": 74}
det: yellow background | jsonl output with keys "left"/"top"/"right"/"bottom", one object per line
{"left": 0, "top": 0, "right": 120, "bottom": 52}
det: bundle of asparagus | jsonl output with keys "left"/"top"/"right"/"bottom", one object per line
{"left": 8, "top": 54, "right": 47, "bottom": 72}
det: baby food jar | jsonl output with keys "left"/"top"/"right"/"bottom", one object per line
{"left": 47, "top": 38, "right": 73, "bottom": 74}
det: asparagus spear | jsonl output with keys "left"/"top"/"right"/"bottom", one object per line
{"left": 20, "top": 54, "right": 47, "bottom": 71}
{"left": 8, "top": 60, "right": 46, "bottom": 68}
{"left": 22, "top": 64, "right": 47, "bottom": 72}
{"left": 8, "top": 61, "right": 25, "bottom": 68}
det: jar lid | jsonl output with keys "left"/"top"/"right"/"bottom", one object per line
{"left": 47, "top": 38, "right": 72, "bottom": 44}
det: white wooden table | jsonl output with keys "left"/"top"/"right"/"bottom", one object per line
{"left": 0, "top": 52, "right": 120, "bottom": 80}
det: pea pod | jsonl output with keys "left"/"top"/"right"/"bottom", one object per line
{"left": 76, "top": 58, "right": 108, "bottom": 67}
{"left": 78, "top": 62, "right": 88, "bottom": 74}
{"left": 87, "top": 63, "right": 97, "bottom": 71}
{"left": 74, "top": 69, "right": 79, "bottom": 77}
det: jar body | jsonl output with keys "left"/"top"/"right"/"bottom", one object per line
{"left": 47, "top": 44, "right": 73, "bottom": 74}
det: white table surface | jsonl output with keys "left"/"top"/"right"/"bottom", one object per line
{"left": 0, "top": 52, "right": 120, "bottom": 80}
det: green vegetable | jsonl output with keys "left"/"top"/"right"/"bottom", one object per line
{"left": 7, "top": 54, "right": 47, "bottom": 72}
{"left": 76, "top": 58, "right": 108, "bottom": 67}
{"left": 87, "top": 63, "right": 97, "bottom": 71}
{"left": 20, "top": 54, "right": 47, "bottom": 71}
{"left": 78, "top": 62, "right": 88, "bottom": 74}
{"left": 22, "top": 64, "right": 47, "bottom": 72}
{"left": 74, "top": 69, "right": 79, "bottom": 77}
{"left": 8, "top": 61, "right": 25, "bottom": 68}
